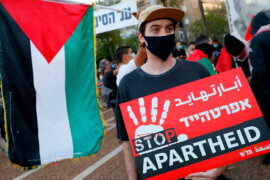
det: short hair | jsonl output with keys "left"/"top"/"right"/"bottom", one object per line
{"left": 195, "top": 34, "right": 210, "bottom": 48}
{"left": 188, "top": 41, "right": 195, "bottom": 46}
{"left": 139, "top": 18, "right": 177, "bottom": 35}
{"left": 115, "top": 46, "right": 131, "bottom": 63}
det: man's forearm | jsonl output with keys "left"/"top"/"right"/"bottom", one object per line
{"left": 134, "top": 45, "right": 146, "bottom": 67}
{"left": 123, "top": 141, "right": 138, "bottom": 180}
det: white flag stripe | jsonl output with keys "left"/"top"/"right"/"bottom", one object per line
{"left": 31, "top": 42, "right": 73, "bottom": 163}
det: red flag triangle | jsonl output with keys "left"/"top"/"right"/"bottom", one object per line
{"left": 244, "top": 15, "right": 254, "bottom": 42}
{"left": 1, "top": 0, "right": 89, "bottom": 63}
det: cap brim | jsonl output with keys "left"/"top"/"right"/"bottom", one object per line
{"left": 144, "top": 8, "right": 184, "bottom": 24}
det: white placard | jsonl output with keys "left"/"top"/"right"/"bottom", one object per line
{"left": 94, "top": 0, "right": 138, "bottom": 34}
{"left": 225, "top": 0, "right": 270, "bottom": 40}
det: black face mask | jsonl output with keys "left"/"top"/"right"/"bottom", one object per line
{"left": 143, "top": 34, "right": 175, "bottom": 61}
{"left": 196, "top": 43, "right": 214, "bottom": 59}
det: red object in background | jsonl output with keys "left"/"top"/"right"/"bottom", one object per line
{"left": 245, "top": 15, "right": 254, "bottom": 42}
{"left": 97, "top": 81, "right": 103, "bottom": 92}
{"left": 215, "top": 47, "right": 232, "bottom": 73}
{"left": 216, "top": 15, "right": 254, "bottom": 73}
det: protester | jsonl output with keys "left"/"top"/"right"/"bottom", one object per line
{"left": 172, "top": 42, "right": 187, "bottom": 59}
{"left": 249, "top": 10, "right": 270, "bottom": 164}
{"left": 116, "top": 5, "right": 226, "bottom": 180}
{"left": 115, "top": 45, "right": 146, "bottom": 86}
{"left": 187, "top": 35, "right": 216, "bottom": 75}
{"left": 224, "top": 34, "right": 251, "bottom": 79}
{"left": 98, "top": 59, "right": 112, "bottom": 107}
{"left": 101, "top": 63, "right": 118, "bottom": 113}
{"left": 98, "top": 59, "right": 111, "bottom": 81}
{"left": 186, "top": 41, "right": 195, "bottom": 58}
{"left": 212, "top": 37, "right": 223, "bottom": 66}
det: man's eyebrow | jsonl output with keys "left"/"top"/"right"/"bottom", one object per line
{"left": 166, "top": 23, "right": 174, "bottom": 27}
{"left": 149, "top": 24, "right": 161, "bottom": 29}
{"left": 149, "top": 23, "right": 173, "bottom": 29}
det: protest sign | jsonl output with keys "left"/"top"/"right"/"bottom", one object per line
{"left": 120, "top": 68, "right": 270, "bottom": 179}
{"left": 94, "top": 0, "right": 137, "bottom": 34}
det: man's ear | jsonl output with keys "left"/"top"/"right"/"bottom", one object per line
{"left": 137, "top": 32, "right": 145, "bottom": 45}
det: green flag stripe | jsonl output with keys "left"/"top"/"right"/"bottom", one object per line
{"left": 65, "top": 6, "right": 103, "bottom": 157}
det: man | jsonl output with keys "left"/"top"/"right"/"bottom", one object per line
{"left": 212, "top": 37, "right": 223, "bottom": 66}
{"left": 187, "top": 35, "right": 216, "bottom": 75}
{"left": 115, "top": 46, "right": 146, "bottom": 86}
{"left": 186, "top": 41, "right": 195, "bottom": 58}
{"left": 249, "top": 10, "right": 270, "bottom": 164}
{"left": 116, "top": 5, "right": 226, "bottom": 180}
{"left": 98, "top": 59, "right": 114, "bottom": 107}
{"left": 172, "top": 42, "right": 187, "bottom": 59}
{"left": 224, "top": 34, "right": 251, "bottom": 80}
{"left": 97, "top": 59, "right": 111, "bottom": 81}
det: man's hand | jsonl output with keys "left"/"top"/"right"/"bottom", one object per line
{"left": 132, "top": 9, "right": 142, "bottom": 20}
{"left": 185, "top": 166, "right": 227, "bottom": 180}
{"left": 123, "top": 141, "right": 138, "bottom": 180}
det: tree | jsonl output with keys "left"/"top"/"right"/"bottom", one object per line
{"left": 122, "top": 32, "right": 138, "bottom": 52}
{"left": 159, "top": 0, "right": 184, "bottom": 8}
{"left": 96, "top": 30, "right": 123, "bottom": 63}
{"left": 95, "top": 0, "right": 122, "bottom": 65}
{"left": 190, "top": 2, "right": 229, "bottom": 41}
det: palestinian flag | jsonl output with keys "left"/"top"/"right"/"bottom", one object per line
{"left": 0, "top": 0, "right": 104, "bottom": 167}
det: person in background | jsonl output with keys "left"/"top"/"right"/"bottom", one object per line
{"left": 186, "top": 41, "right": 195, "bottom": 58}
{"left": 172, "top": 41, "right": 187, "bottom": 59}
{"left": 224, "top": 34, "right": 251, "bottom": 80}
{"left": 187, "top": 35, "right": 216, "bottom": 75}
{"left": 102, "top": 62, "right": 118, "bottom": 112}
{"left": 115, "top": 45, "right": 146, "bottom": 86}
{"left": 212, "top": 37, "right": 223, "bottom": 66}
{"left": 97, "top": 59, "right": 111, "bottom": 81}
{"left": 249, "top": 10, "right": 270, "bottom": 164}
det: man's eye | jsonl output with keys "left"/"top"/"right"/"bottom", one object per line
{"left": 167, "top": 27, "right": 173, "bottom": 32}
{"left": 152, "top": 28, "right": 159, "bottom": 32}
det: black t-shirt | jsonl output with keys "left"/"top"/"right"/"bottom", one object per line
{"left": 103, "top": 70, "right": 117, "bottom": 92}
{"left": 116, "top": 60, "right": 210, "bottom": 141}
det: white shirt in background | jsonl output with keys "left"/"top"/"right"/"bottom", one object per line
{"left": 116, "top": 59, "right": 136, "bottom": 86}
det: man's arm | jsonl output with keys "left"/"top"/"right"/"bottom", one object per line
{"left": 134, "top": 43, "right": 146, "bottom": 67}
{"left": 123, "top": 141, "right": 138, "bottom": 180}
{"left": 116, "top": 81, "right": 138, "bottom": 179}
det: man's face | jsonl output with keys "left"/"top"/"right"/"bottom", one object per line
{"left": 105, "top": 61, "right": 111, "bottom": 71}
{"left": 188, "top": 44, "right": 195, "bottom": 53}
{"left": 123, "top": 48, "right": 133, "bottom": 63}
{"left": 127, "top": 48, "right": 133, "bottom": 61}
{"left": 139, "top": 19, "right": 175, "bottom": 46}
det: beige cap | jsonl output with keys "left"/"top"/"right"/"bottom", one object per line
{"left": 138, "top": 5, "right": 185, "bottom": 30}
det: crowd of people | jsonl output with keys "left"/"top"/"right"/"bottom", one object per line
{"left": 0, "top": 3, "right": 268, "bottom": 179}
{"left": 97, "top": 4, "right": 270, "bottom": 180}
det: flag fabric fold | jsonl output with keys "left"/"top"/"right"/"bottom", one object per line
{"left": 0, "top": 0, "right": 104, "bottom": 167}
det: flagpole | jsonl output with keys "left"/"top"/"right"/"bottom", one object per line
{"left": 43, "top": 0, "right": 136, "bottom": 14}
